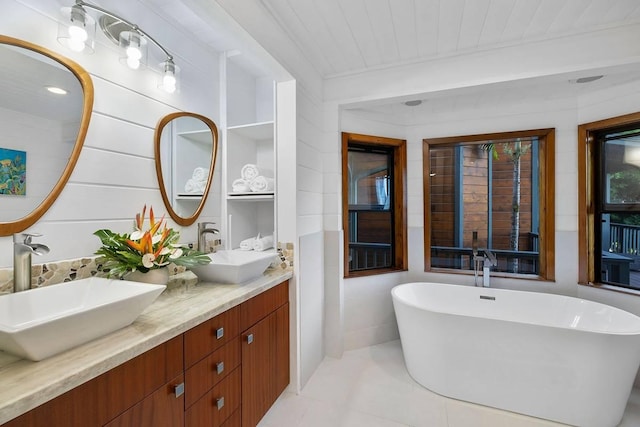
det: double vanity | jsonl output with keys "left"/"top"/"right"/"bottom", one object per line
{"left": 0, "top": 269, "right": 292, "bottom": 426}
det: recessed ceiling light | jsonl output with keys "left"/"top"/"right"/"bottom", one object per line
{"left": 574, "top": 75, "right": 604, "bottom": 84}
{"left": 46, "top": 86, "right": 67, "bottom": 95}
{"left": 404, "top": 100, "right": 422, "bottom": 107}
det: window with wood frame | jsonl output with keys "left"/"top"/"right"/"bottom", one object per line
{"left": 579, "top": 112, "right": 640, "bottom": 291}
{"left": 342, "top": 132, "right": 407, "bottom": 278}
{"left": 423, "top": 129, "right": 555, "bottom": 280}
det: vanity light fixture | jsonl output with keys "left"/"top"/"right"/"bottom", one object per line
{"left": 58, "top": 0, "right": 178, "bottom": 93}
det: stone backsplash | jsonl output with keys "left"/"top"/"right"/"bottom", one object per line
{"left": 0, "top": 242, "right": 294, "bottom": 294}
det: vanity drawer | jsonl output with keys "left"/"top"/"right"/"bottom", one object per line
{"left": 240, "top": 280, "right": 289, "bottom": 331}
{"left": 185, "top": 367, "right": 241, "bottom": 427}
{"left": 185, "top": 305, "right": 240, "bottom": 368}
{"left": 219, "top": 409, "right": 240, "bottom": 427}
{"left": 185, "top": 336, "right": 241, "bottom": 408}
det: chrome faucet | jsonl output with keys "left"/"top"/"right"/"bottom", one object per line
{"left": 197, "top": 222, "right": 219, "bottom": 253}
{"left": 482, "top": 250, "right": 497, "bottom": 287}
{"left": 13, "top": 233, "right": 50, "bottom": 292}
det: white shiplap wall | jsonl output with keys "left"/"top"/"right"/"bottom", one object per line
{"left": 0, "top": 0, "right": 221, "bottom": 267}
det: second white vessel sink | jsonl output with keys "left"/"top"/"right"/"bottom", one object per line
{"left": 191, "top": 250, "right": 276, "bottom": 284}
{"left": 0, "top": 277, "right": 165, "bottom": 361}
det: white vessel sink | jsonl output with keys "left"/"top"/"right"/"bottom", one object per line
{"left": 0, "top": 277, "right": 165, "bottom": 361}
{"left": 191, "top": 250, "right": 276, "bottom": 284}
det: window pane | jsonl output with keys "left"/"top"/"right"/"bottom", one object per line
{"left": 604, "top": 136, "right": 640, "bottom": 205}
{"left": 428, "top": 138, "right": 539, "bottom": 274}
{"left": 347, "top": 146, "right": 394, "bottom": 272}
{"left": 347, "top": 149, "right": 391, "bottom": 208}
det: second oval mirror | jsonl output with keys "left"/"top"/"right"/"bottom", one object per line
{"left": 155, "top": 112, "right": 218, "bottom": 226}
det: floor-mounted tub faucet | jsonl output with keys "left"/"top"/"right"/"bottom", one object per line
{"left": 197, "top": 222, "right": 219, "bottom": 253}
{"left": 13, "top": 233, "right": 50, "bottom": 293}
{"left": 482, "top": 250, "right": 497, "bottom": 287}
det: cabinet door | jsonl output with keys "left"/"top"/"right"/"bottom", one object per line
{"left": 104, "top": 374, "right": 185, "bottom": 427}
{"left": 241, "top": 314, "right": 273, "bottom": 427}
{"left": 273, "top": 302, "right": 289, "bottom": 399}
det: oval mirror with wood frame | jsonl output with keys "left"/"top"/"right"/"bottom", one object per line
{"left": 155, "top": 112, "right": 219, "bottom": 226}
{"left": 0, "top": 35, "right": 94, "bottom": 236}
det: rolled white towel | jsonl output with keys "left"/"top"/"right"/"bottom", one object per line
{"left": 253, "top": 234, "right": 274, "bottom": 251}
{"left": 184, "top": 179, "right": 206, "bottom": 194}
{"left": 249, "top": 176, "right": 274, "bottom": 193}
{"left": 241, "top": 164, "right": 260, "bottom": 182}
{"left": 192, "top": 167, "right": 209, "bottom": 181}
{"left": 232, "top": 178, "right": 251, "bottom": 193}
{"left": 239, "top": 236, "right": 256, "bottom": 251}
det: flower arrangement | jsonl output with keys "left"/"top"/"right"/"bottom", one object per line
{"left": 94, "top": 205, "right": 211, "bottom": 278}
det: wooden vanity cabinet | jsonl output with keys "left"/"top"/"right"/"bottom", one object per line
{"left": 1, "top": 335, "right": 184, "bottom": 427}
{"left": 1, "top": 280, "right": 289, "bottom": 427}
{"left": 241, "top": 281, "right": 289, "bottom": 427}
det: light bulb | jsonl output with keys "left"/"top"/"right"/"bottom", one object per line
{"left": 67, "top": 38, "right": 85, "bottom": 52}
{"left": 161, "top": 58, "right": 177, "bottom": 93}
{"left": 68, "top": 25, "right": 88, "bottom": 42}
{"left": 126, "top": 45, "right": 142, "bottom": 61}
{"left": 126, "top": 56, "right": 141, "bottom": 70}
{"left": 65, "top": 4, "right": 88, "bottom": 52}
{"left": 163, "top": 73, "right": 176, "bottom": 88}
{"left": 163, "top": 80, "right": 176, "bottom": 94}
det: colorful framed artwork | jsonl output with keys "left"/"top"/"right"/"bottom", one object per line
{"left": 0, "top": 148, "right": 26, "bottom": 196}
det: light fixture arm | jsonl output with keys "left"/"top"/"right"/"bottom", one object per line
{"left": 74, "top": 0, "right": 173, "bottom": 61}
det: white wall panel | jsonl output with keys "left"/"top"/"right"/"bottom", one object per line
{"left": 84, "top": 114, "right": 156, "bottom": 157}
{"left": 299, "top": 231, "right": 324, "bottom": 387}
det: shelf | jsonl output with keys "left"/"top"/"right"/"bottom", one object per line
{"left": 177, "top": 194, "right": 204, "bottom": 200}
{"left": 227, "top": 192, "right": 274, "bottom": 201}
{"left": 227, "top": 121, "right": 273, "bottom": 140}
{"left": 177, "top": 130, "right": 212, "bottom": 144}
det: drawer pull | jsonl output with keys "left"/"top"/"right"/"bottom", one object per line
{"left": 174, "top": 382, "right": 185, "bottom": 398}
{"left": 216, "top": 396, "right": 225, "bottom": 410}
{"left": 215, "top": 327, "right": 224, "bottom": 339}
{"left": 215, "top": 361, "right": 224, "bottom": 374}
{"left": 246, "top": 333, "right": 254, "bottom": 344}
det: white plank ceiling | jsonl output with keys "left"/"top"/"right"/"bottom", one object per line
{"left": 136, "top": 0, "right": 640, "bottom": 113}
{"left": 258, "top": 0, "right": 640, "bottom": 78}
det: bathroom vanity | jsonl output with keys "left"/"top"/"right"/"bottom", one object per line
{"left": 0, "top": 270, "right": 292, "bottom": 427}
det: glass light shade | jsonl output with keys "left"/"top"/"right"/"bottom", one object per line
{"left": 159, "top": 59, "right": 179, "bottom": 94}
{"left": 119, "top": 30, "right": 147, "bottom": 70}
{"left": 57, "top": 6, "right": 95, "bottom": 54}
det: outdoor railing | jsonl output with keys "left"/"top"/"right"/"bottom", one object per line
{"left": 348, "top": 243, "right": 540, "bottom": 274}
{"left": 349, "top": 242, "right": 392, "bottom": 271}
{"left": 610, "top": 223, "right": 640, "bottom": 256}
{"left": 431, "top": 246, "right": 539, "bottom": 275}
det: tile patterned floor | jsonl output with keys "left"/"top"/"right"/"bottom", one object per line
{"left": 258, "top": 340, "right": 640, "bottom": 427}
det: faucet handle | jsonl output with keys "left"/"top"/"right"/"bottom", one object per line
{"left": 13, "top": 232, "right": 43, "bottom": 244}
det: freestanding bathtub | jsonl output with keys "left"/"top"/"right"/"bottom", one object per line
{"left": 391, "top": 282, "right": 640, "bottom": 427}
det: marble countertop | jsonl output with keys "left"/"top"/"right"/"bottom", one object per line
{"left": 0, "top": 269, "right": 293, "bottom": 425}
